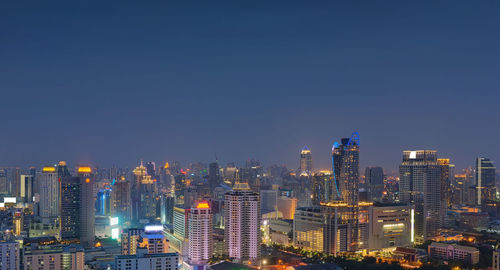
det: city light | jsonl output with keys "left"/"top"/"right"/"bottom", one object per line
{"left": 144, "top": 225, "right": 163, "bottom": 232}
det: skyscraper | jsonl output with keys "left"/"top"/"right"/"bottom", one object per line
{"left": 132, "top": 162, "right": 156, "bottom": 223}
{"left": 339, "top": 132, "right": 360, "bottom": 206}
{"left": 111, "top": 178, "right": 131, "bottom": 223}
{"left": 399, "top": 150, "right": 441, "bottom": 243}
{"left": 145, "top": 161, "right": 156, "bottom": 177}
{"left": 77, "top": 166, "right": 95, "bottom": 247}
{"left": 188, "top": 201, "right": 213, "bottom": 266}
{"left": 224, "top": 182, "right": 261, "bottom": 263}
{"left": 299, "top": 146, "right": 312, "bottom": 177}
{"left": 438, "top": 159, "right": 454, "bottom": 209}
{"left": 36, "top": 166, "right": 60, "bottom": 224}
{"left": 60, "top": 176, "right": 80, "bottom": 240}
{"left": 311, "top": 172, "right": 331, "bottom": 205}
{"left": 19, "top": 174, "right": 34, "bottom": 203}
{"left": 208, "top": 162, "right": 220, "bottom": 189}
{"left": 475, "top": 157, "right": 496, "bottom": 206}
{"left": 365, "top": 167, "right": 384, "bottom": 202}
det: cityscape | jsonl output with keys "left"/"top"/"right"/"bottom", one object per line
{"left": 1, "top": 1, "right": 500, "bottom": 270}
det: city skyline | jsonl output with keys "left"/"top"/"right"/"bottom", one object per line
{"left": 1, "top": 1, "right": 500, "bottom": 171}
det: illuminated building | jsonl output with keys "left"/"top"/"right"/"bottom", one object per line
{"left": 138, "top": 225, "right": 169, "bottom": 254}
{"left": 399, "top": 150, "right": 441, "bottom": 243}
{"left": 475, "top": 157, "right": 496, "bottom": 207}
{"left": 188, "top": 201, "right": 213, "bottom": 266}
{"left": 428, "top": 242, "right": 479, "bottom": 265}
{"left": 19, "top": 174, "right": 33, "bottom": 203}
{"left": 96, "top": 189, "right": 112, "bottom": 216}
{"left": 0, "top": 242, "right": 20, "bottom": 270}
{"left": 160, "top": 193, "right": 175, "bottom": 225}
{"left": 293, "top": 206, "right": 324, "bottom": 252}
{"left": 23, "top": 245, "right": 84, "bottom": 270}
{"left": 224, "top": 182, "right": 261, "bottom": 263}
{"left": 111, "top": 179, "right": 131, "bottom": 223}
{"left": 78, "top": 166, "right": 95, "bottom": 247}
{"left": 121, "top": 228, "right": 144, "bottom": 255}
{"left": 13, "top": 211, "right": 22, "bottom": 235}
{"left": 57, "top": 161, "right": 70, "bottom": 178}
{"left": 132, "top": 161, "right": 157, "bottom": 223}
{"left": 299, "top": 146, "right": 312, "bottom": 177}
{"left": 493, "top": 248, "right": 500, "bottom": 270}
{"left": 277, "top": 196, "right": 297, "bottom": 219}
{"left": 115, "top": 252, "right": 179, "bottom": 270}
{"left": 452, "top": 174, "right": 467, "bottom": 205}
{"left": 438, "top": 158, "right": 454, "bottom": 209}
{"left": 0, "top": 169, "right": 7, "bottom": 195}
{"left": 311, "top": 172, "right": 331, "bottom": 206}
{"left": 365, "top": 167, "right": 384, "bottom": 202}
{"left": 36, "top": 166, "right": 59, "bottom": 224}
{"left": 60, "top": 176, "right": 80, "bottom": 240}
{"left": 173, "top": 206, "right": 190, "bottom": 239}
{"left": 368, "top": 204, "right": 414, "bottom": 251}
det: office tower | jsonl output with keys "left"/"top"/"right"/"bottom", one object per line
{"left": 438, "top": 159, "right": 454, "bottom": 209}
{"left": 476, "top": 157, "right": 496, "bottom": 206}
{"left": 311, "top": 171, "right": 332, "bottom": 205}
{"left": 339, "top": 132, "right": 360, "bottom": 206}
{"left": 121, "top": 228, "right": 144, "bottom": 255}
{"left": 188, "top": 201, "right": 213, "bottom": 266}
{"left": 260, "top": 190, "right": 278, "bottom": 212}
{"left": 0, "top": 242, "right": 20, "bottom": 270}
{"left": 299, "top": 146, "right": 312, "bottom": 176}
{"left": 145, "top": 161, "right": 156, "bottom": 177}
{"left": 36, "top": 166, "right": 60, "bottom": 224}
{"left": 23, "top": 245, "right": 84, "bottom": 270}
{"left": 77, "top": 166, "right": 95, "bottom": 247}
{"left": 19, "top": 174, "right": 33, "bottom": 203}
{"left": 57, "top": 161, "right": 70, "bottom": 178}
{"left": 132, "top": 162, "right": 156, "bottom": 222}
{"left": 111, "top": 179, "right": 131, "bottom": 223}
{"left": 138, "top": 225, "right": 169, "bottom": 254}
{"left": 209, "top": 162, "right": 220, "bottom": 189}
{"left": 60, "top": 176, "right": 81, "bottom": 239}
{"left": 452, "top": 173, "right": 467, "bottom": 205}
{"left": 368, "top": 204, "right": 414, "bottom": 250}
{"left": 173, "top": 205, "right": 191, "bottom": 245}
{"left": 160, "top": 194, "right": 175, "bottom": 225}
{"left": 96, "top": 189, "right": 112, "bottom": 216}
{"left": 365, "top": 167, "right": 384, "bottom": 202}
{"left": 224, "top": 182, "right": 261, "bottom": 263}
{"left": 399, "top": 150, "right": 441, "bottom": 243}
{"left": 183, "top": 187, "right": 198, "bottom": 209}
{"left": 0, "top": 169, "right": 7, "bottom": 195}
{"left": 115, "top": 252, "right": 179, "bottom": 270}
{"left": 293, "top": 207, "right": 324, "bottom": 252}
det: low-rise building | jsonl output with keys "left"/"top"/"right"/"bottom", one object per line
{"left": 428, "top": 242, "right": 479, "bottom": 265}
{"left": 23, "top": 244, "right": 84, "bottom": 270}
{"left": 115, "top": 251, "right": 179, "bottom": 270}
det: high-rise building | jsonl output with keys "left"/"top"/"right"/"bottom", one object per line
{"left": 476, "top": 157, "right": 496, "bottom": 206}
{"left": 19, "top": 174, "right": 34, "bottom": 203}
{"left": 260, "top": 190, "right": 278, "bottom": 212}
{"left": 293, "top": 206, "right": 324, "bottom": 252}
{"left": 77, "top": 166, "right": 95, "bottom": 247}
{"left": 132, "top": 162, "right": 156, "bottom": 223}
{"left": 209, "top": 162, "right": 220, "bottom": 189}
{"left": 188, "top": 201, "right": 213, "bottom": 266}
{"left": 36, "top": 166, "right": 60, "bottom": 224}
{"left": 0, "top": 242, "right": 20, "bottom": 270}
{"left": 57, "top": 161, "right": 70, "bottom": 178}
{"left": 438, "top": 159, "right": 454, "bottom": 209}
{"left": 224, "top": 182, "right": 261, "bottom": 263}
{"left": 60, "top": 176, "right": 80, "bottom": 240}
{"left": 121, "top": 228, "right": 144, "bottom": 255}
{"left": 399, "top": 150, "right": 441, "bottom": 243}
{"left": 0, "top": 169, "right": 7, "bottom": 195}
{"left": 145, "top": 161, "right": 156, "bottom": 177}
{"left": 365, "top": 167, "right": 384, "bottom": 202}
{"left": 299, "top": 146, "right": 312, "bottom": 177}
{"left": 111, "top": 178, "right": 131, "bottom": 223}
{"left": 311, "top": 171, "right": 332, "bottom": 205}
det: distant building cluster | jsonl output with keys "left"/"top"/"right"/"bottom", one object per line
{"left": 0, "top": 132, "right": 499, "bottom": 269}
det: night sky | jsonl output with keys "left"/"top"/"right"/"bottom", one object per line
{"left": 1, "top": 1, "right": 499, "bottom": 173}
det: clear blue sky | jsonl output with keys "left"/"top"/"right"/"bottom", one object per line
{"left": 1, "top": 1, "right": 499, "bottom": 173}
